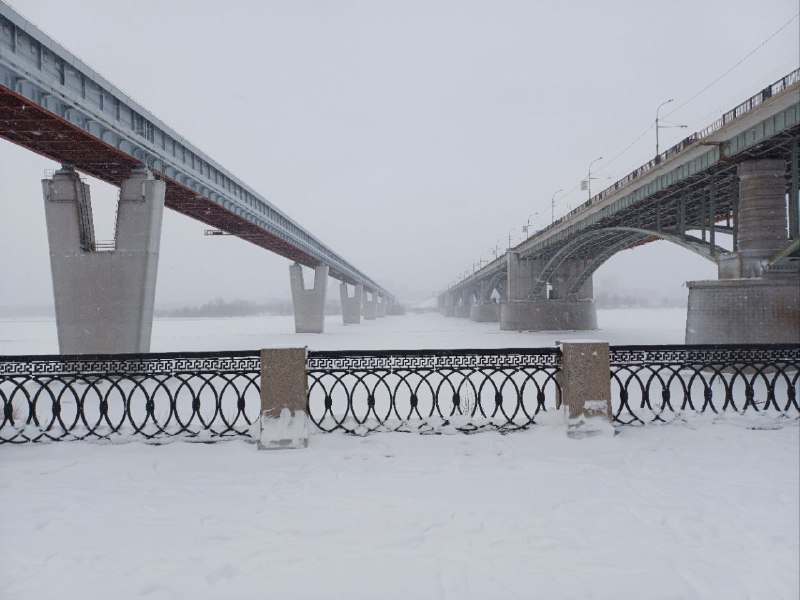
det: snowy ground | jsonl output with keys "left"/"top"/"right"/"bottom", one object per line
{"left": 1, "top": 309, "right": 798, "bottom": 599}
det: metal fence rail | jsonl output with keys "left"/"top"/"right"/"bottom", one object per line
{"left": 306, "top": 348, "right": 562, "bottom": 434}
{"left": 2, "top": 344, "right": 798, "bottom": 443}
{"left": 611, "top": 345, "right": 800, "bottom": 425}
{"left": 0, "top": 351, "right": 260, "bottom": 443}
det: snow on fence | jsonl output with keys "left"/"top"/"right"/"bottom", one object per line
{"left": 1, "top": 344, "right": 798, "bottom": 443}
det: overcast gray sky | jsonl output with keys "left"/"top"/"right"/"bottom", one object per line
{"left": 1, "top": 0, "right": 797, "bottom": 307}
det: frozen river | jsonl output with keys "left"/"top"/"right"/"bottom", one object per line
{"left": 0, "top": 307, "right": 688, "bottom": 355}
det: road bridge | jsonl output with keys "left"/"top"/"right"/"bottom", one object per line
{"left": 0, "top": 3, "right": 398, "bottom": 353}
{"left": 440, "top": 70, "right": 799, "bottom": 344}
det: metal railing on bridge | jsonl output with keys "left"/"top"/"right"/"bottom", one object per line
{"left": 1, "top": 344, "right": 797, "bottom": 443}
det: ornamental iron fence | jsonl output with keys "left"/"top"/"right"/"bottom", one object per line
{"left": 1, "top": 344, "right": 797, "bottom": 443}
{"left": 306, "top": 348, "right": 562, "bottom": 435}
{"left": 0, "top": 351, "right": 260, "bottom": 443}
{"left": 611, "top": 345, "right": 800, "bottom": 425}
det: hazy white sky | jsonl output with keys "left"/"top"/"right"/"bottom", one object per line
{"left": 1, "top": 0, "right": 797, "bottom": 306}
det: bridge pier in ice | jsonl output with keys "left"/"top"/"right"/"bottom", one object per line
{"left": 470, "top": 282, "right": 500, "bottom": 322}
{"left": 500, "top": 252, "right": 597, "bottom": 331}
{"left": 289, "top": 263, "right": 328, "bottom": 333}
{"left": 362, "top": 289, "right": 378, "bottom": 320}
{"left": 376, "top": 294, "right": 388, "bottom": 318}
{"left": 443, "top": 292, "right": 456, "bottom": 317}
{"left": 43, "top": 166, "right": 165, "bottom": 354}
{"left": 686, "top": 158, "right": 799, "bottom": 343}
{"left": 454, "top": 291, "right": 473, "bottom": 318}
{"left": 339, "top": 283, "right": 362, "bottom": 325}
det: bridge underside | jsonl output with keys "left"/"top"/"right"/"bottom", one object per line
{"left": 0, "top": 86, "right": 360, "bottom": 284}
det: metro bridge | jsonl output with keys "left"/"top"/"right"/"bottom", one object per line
{"left": 0, "top": 3, "right": 396, "bottom": 354}
{"left": 439, "top": 70, "right": 800, "bottom": 344}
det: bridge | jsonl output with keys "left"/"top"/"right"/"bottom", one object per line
{"left": 439, "top": 70, "right": 800, "bottom": 344}
{"left": 0, "top": 3, "right": 397, "bottom": 354}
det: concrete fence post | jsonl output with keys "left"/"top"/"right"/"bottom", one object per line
{"left": 258, "top": 348, "right": 310, "bottom": 450}
{"left": 558, "top": 341, "right": 614, "bottom": 438}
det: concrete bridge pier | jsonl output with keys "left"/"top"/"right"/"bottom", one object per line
{"left": 686, "top": 159, "right": 799, "bottom": 343}
{"left": 362, "top": 289, "right": 378, "bottom": 320}
{"left": 443, "top": 292, "right": 456, "bottom": 317}
{"left": 289, "top": 263, "right": 328, "bottom": 333}
{"left": 339, "top": 283, "right": 362, "bottom": 325}
{"left": 470, "top": 282, "right": 500, "bottom": 322}
{"left": 470, "top": 301, "right": 500, "bottom": 322}
{"left": 43, "top": 165, "right": 165, "bottom": 354}
{"left": 376, "top": 294, "right": 388, "bottom": 317}
{"left": 454, "top": 292, "right": 473, "bottom": 318}
{"left": 500, "top": 252, "right": 597, "bottom": 331}
{"left": 437, "top": 295, "right": 446, "bottom": 315}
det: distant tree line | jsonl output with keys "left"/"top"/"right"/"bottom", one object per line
{"left": 156, "top": 298, "right": 343, "bottom": 318}
{"left": 594, "top": 290, "right": 685, "bottom": 309}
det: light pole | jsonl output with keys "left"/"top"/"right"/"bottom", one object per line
{"left": 655, "top": 99, "right": 687, "bottom": 157}
{"left": 524, "top": 211, "right": 540, "bottom": 237}
{"left": 551, "top": 189, "right": 563, "bottom": 224}
{"left": 584, "top": 156, "right": 602, "bottom": 199}
{"left": 655, "top": 98, "right": 672, "bottom": 156}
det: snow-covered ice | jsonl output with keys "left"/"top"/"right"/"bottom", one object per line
{"left": 1, "top": 309, "right": 798, "bottom": 598}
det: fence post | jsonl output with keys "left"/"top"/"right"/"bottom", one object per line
{"left": 258, "top": 348, "right": 310, "bottom": 450}
{"left": 558, "top": 341, "right": 614, "bottom": 438}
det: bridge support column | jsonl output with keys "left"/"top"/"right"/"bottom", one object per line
{"left": 454, "top": 293, "right": 473, "bottom": 318}
{"left": 362, "top": 289, "right": 378, "bottom": 320}
{"left": 289, "top": 263, "right": 328, "bottom": 333}
{"left": 339, "top": 283, "right": 362, "bottom": 325}
{"left": 500, "top": 254, "right": 597, "bottom": 331}
{"left": 686, "top": 159, "right": 798, "bottom": 343}
{"left": 443, "top": 292, "right": 456, "bottom": 317}
{"left": 470, "top": 281, "right": 500, "bottom": 322}
{"left": 43, "top": 166, "right": 165, "bottom": 354}
{"left": 470, "top": 301, "right": 500, "bottom": 322}
{"left": 376, "top": 294, "right": 387, "bottom": 317}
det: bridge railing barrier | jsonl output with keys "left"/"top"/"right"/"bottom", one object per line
{"left": 1, "top": 344, "right": 797, "bottom": 443}
{"left": 530, "top": 68, "right": 800, "bottom": 242}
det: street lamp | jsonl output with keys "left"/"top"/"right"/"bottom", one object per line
{"left": 655, "top": 98, "right": 687, "bottom": 157}
{"left": 582, "top": 156, "right": 603, "bottom": 199}
{"left": 523, "top": 211, "right": 540, "bottom": 237}
{"left": 550, "top": 189, "right": 563, "bottom": 224}
{"left": 655, "top": 98, "right": 672, "bottom": 156}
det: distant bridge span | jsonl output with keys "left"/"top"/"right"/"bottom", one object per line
{"left": 0, "top": 4, "right": 392, "bottom": 299}
{"left": 440, "top": 70, "right": 799, "bottom": 343}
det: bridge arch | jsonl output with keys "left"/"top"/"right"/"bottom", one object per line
{"left": 528, "top": 226, "right": 726, "bottom": 298}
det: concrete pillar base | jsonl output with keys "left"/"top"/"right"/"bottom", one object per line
{"left": 685, "top": 276, "right": 799, "bottom": 344}
{"left": 454, "top": 304, "right": 472, "bottom": 318}
{"left": 500, "top": 300, "right": 597, "bottom": 331}
{"left": 290, "top": 264, "right": 328, "bottom": 333}
{"left": 376, "top": 296, "right": 387, "bottom": 318}
{"left": 339, "top": 283, "right": 362, "bottom": 325}
{"left": 443, "top": 306, "right": 455, "bottom": 317}
{"left": 362, "top": 291, "right": 378, "bottom": 320}
{"left": 43, "top": 166, "right": 165, "bottom": 354}
{"left": 470, "top": 302, "right": 500, "bottom": 322}
{"left": 559, "top": 341, "right": 614, "bottom": 439}
{"left": 258, "top": 348, "right": 309, "bottom": 450}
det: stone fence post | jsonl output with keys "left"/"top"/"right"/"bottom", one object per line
{"left": 557, "top": 341, "right": 614, "bottom": 438}
{"left": 258, "top": 348, "right": 310, "bottom": 450}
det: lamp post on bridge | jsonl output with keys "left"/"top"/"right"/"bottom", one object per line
{"left": 655, "top": 98, "right": 687, "bottom": 157}
{"left": 582, "top": 156, "right": 603, "bottom": 200}
{"left": 524, "top": 211, "right": 541, "bottom": 238}
{"left": 551, "top": 189, "right": 563, "bottom": 224}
